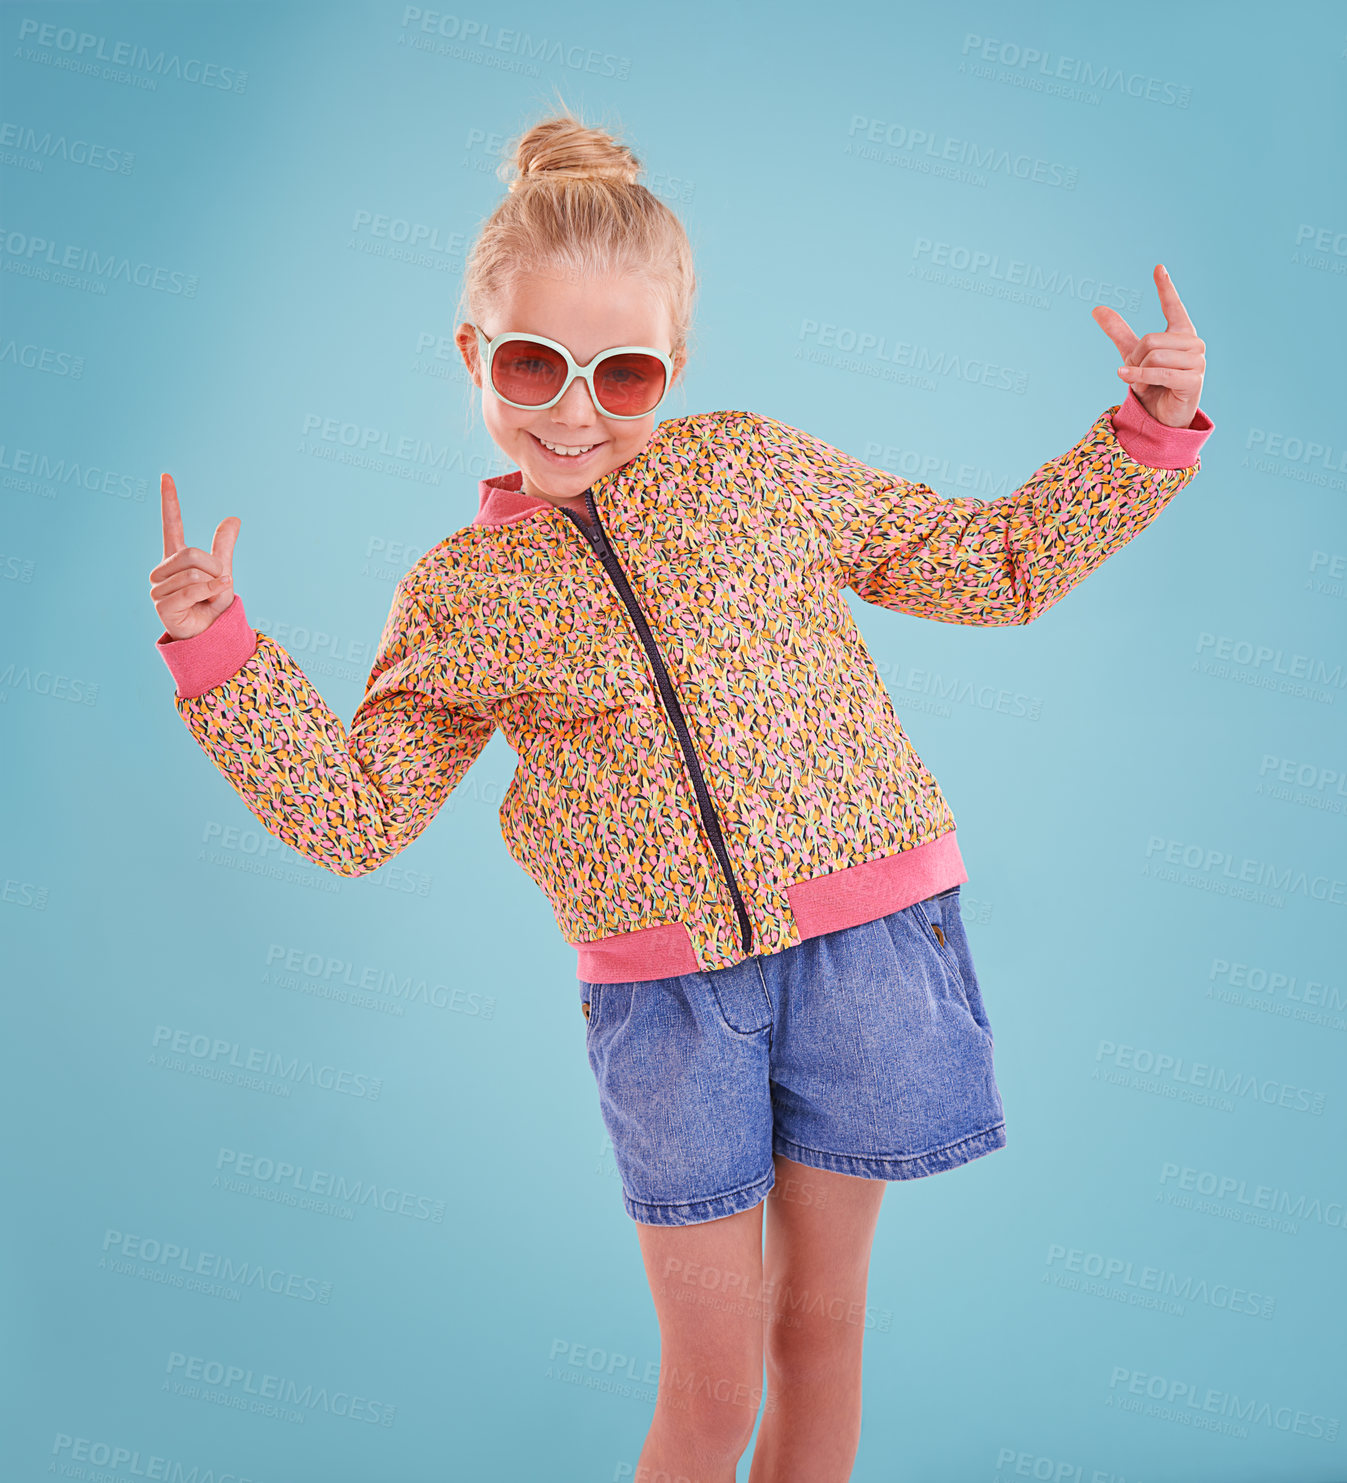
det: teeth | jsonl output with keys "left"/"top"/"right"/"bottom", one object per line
{"left": 538, "top": 436, "right": 596, "bottom": 456}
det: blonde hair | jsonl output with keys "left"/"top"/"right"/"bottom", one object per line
{"left": 457, "top": 96, "right": 698, "bottom": 375}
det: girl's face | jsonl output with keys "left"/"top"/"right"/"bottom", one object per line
{"left": 457, "top": 270, "right": 686, "bottom": 508}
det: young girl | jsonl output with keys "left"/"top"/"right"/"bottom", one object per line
{"left": 149, "top": 110, "right": 1211, "bottom": 1482}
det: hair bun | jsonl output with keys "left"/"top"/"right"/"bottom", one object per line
{"left": 503, "top": 115, "right": 641, "bottom": 192}
{"left": 462, "top": 101, "right": 696, "bottom": 367}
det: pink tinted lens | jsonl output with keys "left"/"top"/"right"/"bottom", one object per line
{"left": 490, "top": 340, "right": 568, "bottom": 406}
{"left": 592, "top": 353, "right": 667, "bottom": 416}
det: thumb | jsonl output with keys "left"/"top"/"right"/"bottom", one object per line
{"left": 211, "top": 515, "right": 241, "bottom": 582}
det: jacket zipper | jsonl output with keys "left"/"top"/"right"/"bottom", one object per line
{"left": 561, "top": 490, "right": 754, "bottom": 955}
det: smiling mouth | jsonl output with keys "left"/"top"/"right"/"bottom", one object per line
{"left": 531, "top": 431, "right": 602, "bottom": 459}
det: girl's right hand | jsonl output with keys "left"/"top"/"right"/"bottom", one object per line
{"left": 150, "top": 472, "right": 242, "bottom": 640}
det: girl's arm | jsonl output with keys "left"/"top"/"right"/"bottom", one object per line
{"left": 753, "top": 263, "right": 1212, "bottom": 626}
{"left": 156, "top": 577, "right": 496, "bottom": 875}
{"left": 748, "top": 388, "right": 1212, "bottom": 626}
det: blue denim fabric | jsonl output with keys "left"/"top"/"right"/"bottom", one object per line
{"left": 579, "top": 885, "right": 1006, "bottom": 1226}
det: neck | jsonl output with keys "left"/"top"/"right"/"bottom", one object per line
{"left": 522, "top": 479, "right": 592, "bottom": 518}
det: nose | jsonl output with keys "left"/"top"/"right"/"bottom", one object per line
{"left": 551, "top": 373, "right": 600, "bottom": 424}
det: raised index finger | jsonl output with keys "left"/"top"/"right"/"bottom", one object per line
{"left": 161, "top": 472, "right": 185, "bottom": 559}
{"left": 1154, "top": 264, "right": 1195, "bottom": 333}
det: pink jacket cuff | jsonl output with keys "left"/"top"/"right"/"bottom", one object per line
{"left": 1110, "top": 386, "right": 1214, "bottom": 470}
{"left": 156, "top": 593, "right": 257, "bottom": 698}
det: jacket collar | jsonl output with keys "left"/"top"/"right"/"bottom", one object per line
{"left": 473, "top": 468, "right": 547, "bottom": 528}
{"left": 472, "top": 417, "right": 677, "bottom": 528}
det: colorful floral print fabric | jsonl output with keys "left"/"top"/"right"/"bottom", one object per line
{"left": 166, "top": 399, "right": 1208, "bottom": 974}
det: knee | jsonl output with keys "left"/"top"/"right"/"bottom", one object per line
{"left": 656, "top": 1361, "right": 763, "bottom": 1460}
{"left": 764, "top": 1305, "right": 866, "bottom": 1386}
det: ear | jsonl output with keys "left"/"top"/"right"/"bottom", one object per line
{"left": 455, "top": 323, "right": 483, "bottom": 386}
{"left": 670, "top": 344, "right": 688, "bottom": 386}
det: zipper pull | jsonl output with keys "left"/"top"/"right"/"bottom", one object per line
{"left": 583, "top": 490, "right": 610, "bottom": 557}
{"left": 561, "top": 503, "right": 602, "bottom": 553}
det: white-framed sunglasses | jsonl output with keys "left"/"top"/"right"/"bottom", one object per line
{"left": 471, "top": 325, "right": 673, "bottom": 420}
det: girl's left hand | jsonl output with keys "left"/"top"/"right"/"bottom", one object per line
{"left": 1092, "top": 265, "right": 1205, "bottom": 429}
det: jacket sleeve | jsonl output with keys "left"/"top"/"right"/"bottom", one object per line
{"left": 154, "top": 580, "right": 496, "bottom": 876}
{"left": 750, "top": 387, "right": 1214, "bottom": 625}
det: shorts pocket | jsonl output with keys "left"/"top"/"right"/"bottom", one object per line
{"left": 913, "top": 890, "right": 992, "bottom": 1038}
{"left": 912, "top": 892, "right": 959, "bottom": 969}
{"left": 581, "top": 984, "right": 604, "bottom": 1034}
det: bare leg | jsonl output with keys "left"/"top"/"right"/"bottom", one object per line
{"left": 747, "top": 1154, "right": 887, "bottom": 1482}
{"left": 634, "top": 1199, "right": 768, "bottom": 1482}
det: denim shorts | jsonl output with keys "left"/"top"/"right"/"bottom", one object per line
{"left": 579, "top": 885, "right": 1006, "bottom": 1226}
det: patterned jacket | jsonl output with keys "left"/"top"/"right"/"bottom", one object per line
{"left": 157, "top": 388, "right": 1213, "bottom": 983}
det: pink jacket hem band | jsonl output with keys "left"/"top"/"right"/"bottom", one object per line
{"left": 573, "top": 829, "right": 967, "bottom": 983}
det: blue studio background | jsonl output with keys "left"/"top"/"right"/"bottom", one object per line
{"left": 3, "top": 2, "right": 1345, "bottom": 1480}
